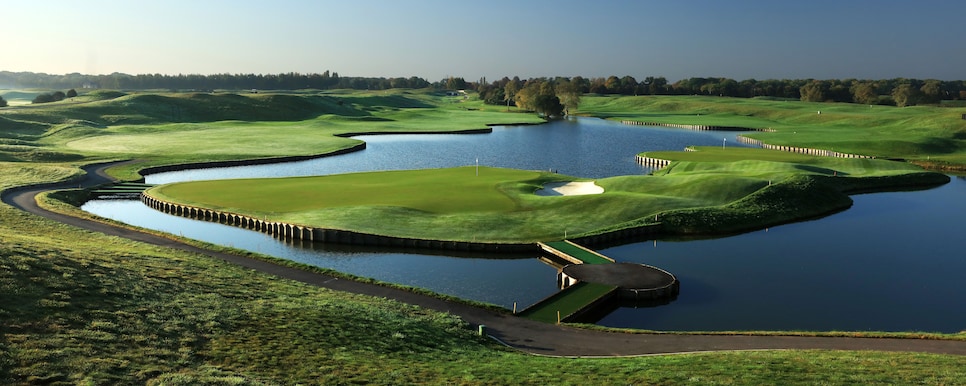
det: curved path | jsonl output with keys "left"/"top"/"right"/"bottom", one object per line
{"left": 3, "top": 161, "right": 965, "bottom": 357}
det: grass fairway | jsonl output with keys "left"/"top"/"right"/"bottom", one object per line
{"left": 2, "top": 90, "right": 965, "bottom": 383}
{"left": 149, "top": 166, "right": 537, "bottom": 215}
{"left": 147, "top": 154, "right": 945, "bottom": 243}
{"left": 579, "top": 95, "right": 966, "bottom": 167}
{"left": 4, "top": 89, "right": 543, "bottom": 180}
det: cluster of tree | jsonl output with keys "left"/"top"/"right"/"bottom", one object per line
{"left": 798, "top": 79, "right": 948, "bottom": 107}
{"left": 0, "top": 95, "right": 7, "bottom": 107}
{"left": 5, "top": 71, "right": 966, "bottom": 108}
{"left": 0, "top": 71, "right": 432, "bottom": 92}
{"left": 475, "top": 77, "right": 580, "bottom": 117}
{"left": 31, "top": 89, "right": 77, "bottom": 104}
{"left": 474, "top": 76, "right": 966, "bottom": 108}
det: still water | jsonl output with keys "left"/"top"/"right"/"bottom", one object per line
{"left": 83, "top": 118, "right": 966, "bottom": 332}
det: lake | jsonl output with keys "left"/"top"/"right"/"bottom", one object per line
{"left": 83, "top": 118, "right": 966, "bottom": 333}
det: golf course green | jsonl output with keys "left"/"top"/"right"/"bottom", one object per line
{"left": 145, "top": 148, "right": 947, "bottom": 243}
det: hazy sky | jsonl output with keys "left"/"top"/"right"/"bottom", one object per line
{"left": 4, "top": 0, "right": 964, "bottom": 81}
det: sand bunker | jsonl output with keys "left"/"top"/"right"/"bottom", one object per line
{"left": 535, "top": 181, "right": 604, "bottom": 196}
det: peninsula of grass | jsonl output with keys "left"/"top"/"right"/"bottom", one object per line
{"left": 579, "top": 94, "right": 966, "bottom": 168}
{"left": 145, "top": 153, "right": 946, "bottom": 243}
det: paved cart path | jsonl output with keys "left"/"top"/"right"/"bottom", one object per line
{"left": 4, "top": 161, "right": 965, "bottom": 357}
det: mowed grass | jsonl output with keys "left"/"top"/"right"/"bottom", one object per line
{"left": 149, "top": 166, "right": 539, "bottom": 214}
{"left": 147, "top": 153, "right": 943, "bottom": 242}
{"left": 5, "top": 89, "right": 542, "bottom": 180}
{"left": 579, "top": 94, "right": 966, "bottom": 166}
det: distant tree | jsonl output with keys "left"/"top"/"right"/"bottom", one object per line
{"left": 588, "top": 78, "right": 607, "bottom": 94}
{"left": 717, "top": 78, "right": 739, "bottom": 97}
{"left": 851, "top": 82, "right": 878, "bottom": 105}
{"left": 503, "top": 80, "right": 519, "bottom": 111}
{"left": 554, "top": 78, "right": 581, "bottom": 115}
{"left": 444, "top": 76, "right": 466, "bottom": 90}
{"left": 919, "top": 80, "right": 942, "bottom": 104}
{"left": 650, "top": 76, "right": 669, "bottom": 95}
{"left": 0, "top": 95, "right": 7, "bottom": 107}
{"left": 603, "top": 76, "right": 621, "bottom": 94}
{"left": 570, "top": 76, "right": 590, "bottom": 93}
{"left": 800, "top": 80, "right": 829, "bottom": 102}
{"left": 32, "top": 93, "right": 55, "bottom": 104}
{"left": 51, "top": 91, "right": 66, "bottom": 101}
{"left": 513, "top": 79, "right": 564, "bottom": 117}
{"left": 892, "top": 83, "right": 919, "bottom": 107}
{"left": 533, "top": 82, "right": 564, "bottom": 117}
{"left": 619, "top": 75, "right": 637, "bottom": 95}
{"left": 66, "top": 88, "right": 78, "bottom": 98}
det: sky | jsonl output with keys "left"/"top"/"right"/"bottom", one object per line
{"left": 3, "top": 0, "right": 964, "bottom": 82}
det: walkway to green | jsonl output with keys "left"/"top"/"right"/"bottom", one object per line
{"left": 516, "top": 281, "right": 617, "bottom": 323}
{"left": 538, "top": 240, "right": 615, "bottom": 265}
{"left": 89, "top": 182, "right": 155, "bottom": 198}
{"left": 524, "top": 241, "right": 620, "bottom": 323}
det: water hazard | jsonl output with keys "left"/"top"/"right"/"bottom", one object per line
{"left": 83, "top": 118, "right": 966, "bottom": 332}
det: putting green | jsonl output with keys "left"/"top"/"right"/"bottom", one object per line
{"left": 149, "top": 166, "right": 548, "bottom": 214}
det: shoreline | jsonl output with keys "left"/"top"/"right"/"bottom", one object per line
{"left": 124, "top": 121, "right": 950, "bottom": 249}
{"left": 5, "top": 161, "right": 966, "bottom": 357}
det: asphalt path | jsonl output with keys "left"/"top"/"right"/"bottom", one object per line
{"left": 3, "top": 161, "right": 965, "bottom": 357}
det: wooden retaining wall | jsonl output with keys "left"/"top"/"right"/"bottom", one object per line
{"left": 636, "top": 155, "right": 671, "bottom": 169}
{"left": 735, "top": 135, "right": 874, "bottom": 159}
{"left": 621, "top": 120, "right": 874, "bottom": 160}
{"left": 620, "top": 120, "right": 775, "bottom": 132}
{"left": 139, "top": 192, "right": 537, "bottom": 253}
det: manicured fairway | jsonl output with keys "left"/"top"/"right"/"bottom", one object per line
{"left": 149, "top": 166, "right": 546, "bottom": 214}
{"left": 147, "top": 153, "right": 943, "bottom": 242}
{"left": 579, "top": 95, "right": 966, "bottom": 166}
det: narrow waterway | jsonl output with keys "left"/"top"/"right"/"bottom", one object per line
{"left": 83, "top": 119, "right": 966, "bottom": 332}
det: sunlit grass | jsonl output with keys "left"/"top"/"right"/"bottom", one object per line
{"left": 147, "top": 155, "right": 944, "bottom": 242}
{"left": 579, "top": 94, "right": 966, "bottom": 165}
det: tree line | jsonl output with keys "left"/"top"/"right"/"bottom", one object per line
{"left": 474, "top": 76, "right": 966, "bottom": 108}
{"left": 4, "top": 71, "right": 966, "bottom": 109}
{"left": 0, "top": 71, "right": 432, "bottom": 92}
